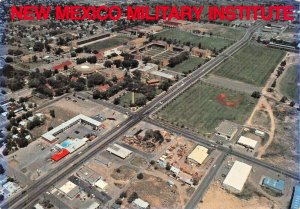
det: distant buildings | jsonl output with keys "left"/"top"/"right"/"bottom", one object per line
{"left": 223, "top": 161, "right": 252, "bottom": 193}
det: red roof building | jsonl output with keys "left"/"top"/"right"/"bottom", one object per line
{"left": 51, "top": 148, "right": 70, "bottom": 161}
{"left": 52, "top": 60, "right": 73, "bottom": 71}
{"left": 97, "top": 84, "right": 110, "bottom": 92}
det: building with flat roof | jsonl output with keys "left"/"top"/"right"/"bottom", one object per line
{"left": 215, "top": 120, "right": 238, "bottom": 140}
{"left": 261, "top": 176, "right": 285, "bottom": 193}
{"left": 133, "top": 198, "right": 150, "bottom": 209}
{"left": 51, "top": 148, "right": 70, "bottom": 161}
{"left": 58, "top": 180, "right": 80, "bottom": 199}
{"left": 106, "top": 144, "right": 132, "bottom": 159}
{"left": 291, "top": 184, "right": 300, "bottom": 209}
{"left": 42, "top": 114, "right": 101, "bottom": 142}
{"left": 187, "top": 145, "right": 209, "bottom": 165}
{"left": 237, "top": 136, "right": 258, "bottom": 149}
{"left": 94, "top": 179, "right": 108, "bottom": 190}
{"left": 223, "top": 161, "right": 252, "bottom": 193}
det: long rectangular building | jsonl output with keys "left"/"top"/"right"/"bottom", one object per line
{"left": 291, "top": 184, "right": 300, "bottom": 209}
{"left": 106, "top": 144, "right": 132, "bottom": 159}
{"left": 42, "top": 114, "right": 101, "bottom": 142}
{"left": 223, "top": 161, "right": 252, "bottom": 193}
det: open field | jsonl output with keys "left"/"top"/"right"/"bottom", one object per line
{"left": 261, "top": 101, "right": 298, "bottom": 172}
{"left": 86, "top": 36, "right": 129, "bottom": 51}
{"left": 154, "top": 29, "right": 233, "bottom": 51}
{"left": 198, "top": 182, "right": 274, "bottom": 209}
{"left": 156, "top": 82, "right": 256, "bottom": 134}
{"left": 199, "top": 23, "right": 246, "bottom": 40}
{"left": 213, "top": 43, "right": 286, "bottom": 86}
{"left": 167, "top": 57, "right": 205, "bottom": 74}
{"left": 279, "top": 64, "right": 299, "bottom": 100}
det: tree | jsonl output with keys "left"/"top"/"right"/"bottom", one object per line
{"left": 132, "top": 70, "right": 141, "bottom": 80}
{"left": 113, "top": 59, "right": 122, "bottom": 68}
{"left": 135, "top": 96, "right": 147, "bottom": 107}
{"left": 251, "top": 91, "right": 261, "bottom": 99}
{"left": 71, "top": 52, "right": 77, "bottom": 57}
{"left": 87, "top": 73, "right": 105, "bottom": 87}
{"left": 166, "top": 163, "right": 171, "bottom": 170}
{"left": 5, "top": 56, "right": 13, "bottom": 63}
{"left": 114, "top": 97, "right": 120, "bottom": 105}
{"left": 50, "top": 109, "right": 55, "bottom": 118}
{"left": 87, "top": 56, "right": 97, "bottom": 64}
{"left": 120, "top": 191, "right": 127, "bottom": 198}
{"left": 159, "top": 80, "right": 172, "bottom": 91}
{"left": 127, "top": 192, "right": 138, "bottom": 203}
{"left": 137, "top": 173, "right": 144, "bottom": 180}
{"left": 0, "top": 164, "right": 5, "bottom": 175}
{"left": 280, "top": 60, "right": 286, "bottom": 67}
{"left": 280, "top": 96, "right": 287, "bottom": 103}
{"left": 104, "top": 60, "right": 112, "bottom": 68}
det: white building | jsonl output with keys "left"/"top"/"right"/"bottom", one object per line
{"left": 237, "top": 136, "right": 258, "bottom": 149}
{"left": 94, "top": 179, "right": 108, "bottom": 190}
{"left": 42, "top": 114, "right": 101, "bottom": 142}
{"left": 133, "top": 198, "right": 150, "bottom": 209}
{"left": 223, "top": 161, "right": 252, "bottom": 193}
{"left": 106, "top": 144, "right": 132, "bottom": 159}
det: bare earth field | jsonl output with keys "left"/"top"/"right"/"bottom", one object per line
{"left": 199, "top": 182, "right": 276, "bottom": 209}
{"left": 261, "top": 101, "right": 298, "bottom": 172}
{"left": 126, "top": 173, "right": 181, "bottom": 208}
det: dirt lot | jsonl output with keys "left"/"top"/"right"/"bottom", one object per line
{"left": 250, "top": 110, "right": 271, "bottom": 131}
{"left": 130, "top": 156, "right": 148, "bottom": 168}
{"left": 111, "top": 165, "right": 137, "bottom": 182}
{"left": 261, "top": 101, "right": 298, "bottom": 172}
{"left": 199, "top": 182, "right": 276, "bottom": 209}
{"left": 125, "top": 173, "right": 181, "bottom": 208}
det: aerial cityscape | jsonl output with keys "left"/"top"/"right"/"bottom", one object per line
{"left": 0, "top": 0, "right": 300, "bottom": 208}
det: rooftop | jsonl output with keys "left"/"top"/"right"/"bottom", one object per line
{"left": 291, "top": 184, "right": 300, "bottom": 209}
{"left": 262, "top": 176, "right": 285, "bottom": 192}
{"left": 188, "top": 145, "right": 209, "bottom": 164}
{"left": 42, "top": 114, "right": 101, "bottom": 142}
{"left": 215, "top": 120, "right": 238, "bottom": 137}
{"left": 106, "top": 144, "right": 132, "bottom": 159}
{"left": 223, "top": 161, "right": 252, "bottom": 192}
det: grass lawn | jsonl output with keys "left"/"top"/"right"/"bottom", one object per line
{"left": 154, "top": 29, "right": 233, "bottom": 51}
{"left": 156, "top": 82, "right": 257, "bottom": 134}
{"left": 86, "top": 36, "right": 129, "bottom": 51}
{"left": 119, "top": 92, "right": 145, "bottom": 108}
{"left": 200, "top": 23, "right": 246, "bottom": 40}
{"left": 279, "top": 64, "right": 299, "bottom": 100}
{"left": 213, "top": 43, "right": 286, "bottom": 87}
{"left": 167, "top": 57, "right": 205, "bottom": 74}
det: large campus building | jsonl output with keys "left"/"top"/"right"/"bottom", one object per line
{"left": 42, "top": 114, "right": 101, "bottom": 142}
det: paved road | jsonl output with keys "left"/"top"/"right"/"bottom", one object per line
{"left": 2, "top": 22, "right": 263, "bottom": 209}
{"left": 185, "top": 152, "right": 227, "bottom": 209}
